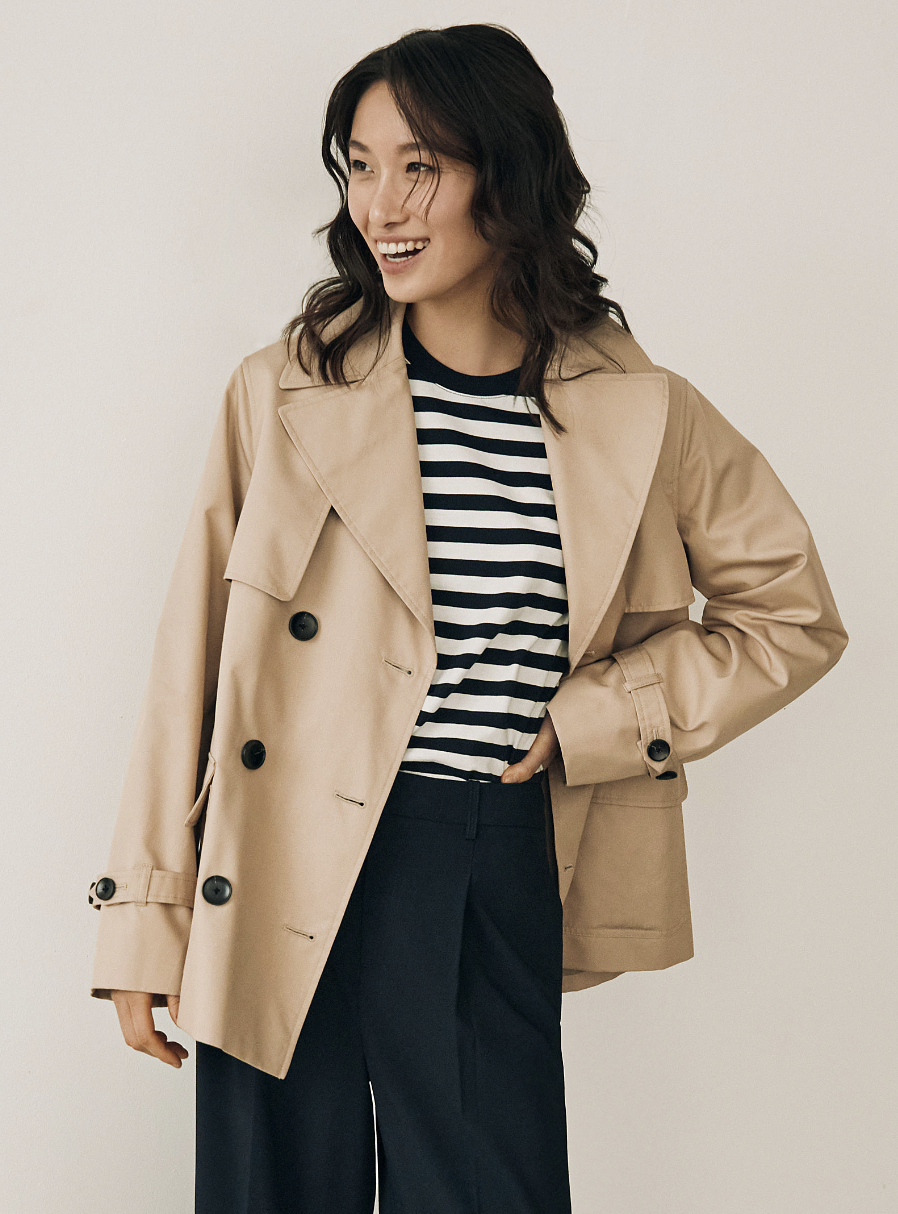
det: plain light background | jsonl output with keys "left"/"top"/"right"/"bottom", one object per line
{"left": 2, "top": 1, "right": 895, "bottom": 1210}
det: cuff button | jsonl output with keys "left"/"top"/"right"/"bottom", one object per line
{"left": 646, "top": 738, "right": 671, "bottom": 762}
{"left": 656, "top": 770, "right": 678, "bottom": 780}
{"left": 95, "top": 877, "right": 116, "bottom": 900}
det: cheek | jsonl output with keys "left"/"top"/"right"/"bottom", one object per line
{"left": 422, "top": 242, "right": 487, "bottom": 287}
{"left": 436, "top": 206, "right": 490, "bottom": 265}
{"left": 439, "top": 235, "right": 492, "bottom": 275}
{"left": 346, "top": 190, "right": 367, "bottom": 231}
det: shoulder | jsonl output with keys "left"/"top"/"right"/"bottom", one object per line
{"left": 235, "top": 333, "right": 302, "bottom": 430}
{"left": 583, "top": 314, "right": 690, "bottom": 426}
{"left": 581, "top": 316, "right": 698, "bottom": 492}
{"left": 209, "top": 336, "right": 298, "bottom": 469}
{"left": 240, "top": 334, "right": 297, "bottom": 397}
{"left": 585, "top": 313, "right": 655, "bottom": 373}
{"left": 577, "top": 314, "right": 688, "bottom": 406}
{"left": 588, "top": 315, "right": 686, "bottom": 390}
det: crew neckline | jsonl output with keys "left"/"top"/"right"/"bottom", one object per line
{"left": 402, "top": 313, "right": 522, "bottom": 396}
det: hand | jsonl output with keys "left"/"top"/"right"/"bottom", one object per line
{"left": 500, "top": 708, "right": 560, "bottom": 783}
{"left": 110, "top": 990, "right": 189, "bottom": 1068}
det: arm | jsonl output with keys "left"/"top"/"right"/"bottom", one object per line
{"left": 547, "top": 378, "right": 849, "bottom": 786}
{"left": 89, "top": 361, "right": 255, "bottom": 1001}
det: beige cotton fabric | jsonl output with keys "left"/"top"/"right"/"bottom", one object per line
{"left": 89, "top": 296, "right": 848, "bottom": 1079}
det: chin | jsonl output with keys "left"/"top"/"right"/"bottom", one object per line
{"left": 382, "top": 282, "right": 428, "bottom": 302}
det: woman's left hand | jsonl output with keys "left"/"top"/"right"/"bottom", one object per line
{"left": 500, "top": 709, "right": 560, "bottom": 783}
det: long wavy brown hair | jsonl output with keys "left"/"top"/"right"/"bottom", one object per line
{"left": 281, "top": 22, "right": 632, "bottom": 436}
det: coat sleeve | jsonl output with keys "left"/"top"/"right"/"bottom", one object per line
{"left": 88, "top": 361, "right": 255, "bottom": 1004}
{"left": 546, "top": 377, "right": 849, "bottom": 787}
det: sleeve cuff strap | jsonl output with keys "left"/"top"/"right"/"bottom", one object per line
{"left": 88, "top": 866, "right": 196, "bottom": 911}
{"left": 611, "top": 644, "right": 675, "bottom": 777}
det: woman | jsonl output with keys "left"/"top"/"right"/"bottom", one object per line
{"left": 88, "top": 23, "right": 848, "bottom": 1214}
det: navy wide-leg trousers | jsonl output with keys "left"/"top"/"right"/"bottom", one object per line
{"left": 195, "top": 768, "right": 572, "bottom": 1214}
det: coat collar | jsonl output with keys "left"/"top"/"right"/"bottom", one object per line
{"left": 275, "top": 297, "right": 668, "bottom": 673}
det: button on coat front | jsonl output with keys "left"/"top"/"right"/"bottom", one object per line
{"left": 88, "top": 296, "right": 848, "bottom": 1079}
{"left": 288, "top": 610, "right": 319, "bottom": 640}
{"left": 240, "top": 740, "right": 266, "bottom": 770}
{"left": 201, "top": 876, "right": 233, "bottom": 905}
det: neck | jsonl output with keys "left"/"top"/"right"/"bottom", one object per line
{"left": 403, "top": 298, "right": 526, "bottom": 378}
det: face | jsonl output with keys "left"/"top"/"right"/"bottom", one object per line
{"left": 346, "top": 81, "right": 501, "bottom": 307}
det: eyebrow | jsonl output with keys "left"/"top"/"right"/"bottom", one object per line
{"left": 348, "top": 139, "right": 422, "bottom": 155}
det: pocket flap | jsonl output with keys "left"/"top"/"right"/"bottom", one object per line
{"left": 590, "top": 762, "right": 688, "bottom": 807}
{"left": 185, "top": 752, "right": 216, "bottom": 827}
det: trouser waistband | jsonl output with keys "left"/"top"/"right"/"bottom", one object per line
{"left": 383, "top": 768, "right": 548, "bottom": 839}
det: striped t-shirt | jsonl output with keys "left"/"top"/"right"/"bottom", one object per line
{"left": 396, "top": 314, "right": 570, "bottom": 784}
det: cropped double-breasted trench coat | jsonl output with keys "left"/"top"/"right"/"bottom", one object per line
{"left": 89, "top": 296, "right": 848, "bottom": 1079}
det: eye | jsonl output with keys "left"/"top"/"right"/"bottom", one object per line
{"left": 349, "top": 159, "right": 434, "bottom": 174}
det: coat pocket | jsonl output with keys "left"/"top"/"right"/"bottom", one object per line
{"left": 184, "top": 751, "right": 216, "bottom": 828}
{"left": 564, "top": 767, "right": 690, "bottom": 937}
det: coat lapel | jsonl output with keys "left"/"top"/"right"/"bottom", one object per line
{"left": 276, "top": 297, "right": 668, "bottom": 673}
{"left": 541, "top": 368, "right": 669, "bottom": 668}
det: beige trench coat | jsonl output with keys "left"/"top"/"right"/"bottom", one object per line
{"left": 89, "top": 296, "right": 848, "bottom": 1079}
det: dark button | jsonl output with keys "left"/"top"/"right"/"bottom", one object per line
{"left": 241, "top": 739, "right": 266, "bottom": 769}
{"left": 646, "top": 738, "right": 671, "bottom": 762}
{"left": 656, "top": 770, "right": 678, "bottom": 780}
{"left": 95, "top": 877, "right": 116, "bottom": 900}
{"left": 202, "top": 875, "right": 232, "bottom": 905}
{"left": 288, "top": 611, "right": 319, "bottom": 641}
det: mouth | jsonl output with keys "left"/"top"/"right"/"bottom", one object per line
{"left": 375, "top": 239, "right": 430, "bottom": 270}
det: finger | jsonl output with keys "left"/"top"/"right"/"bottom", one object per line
{"left": 165, "top": 1037, "right": 190, "bottom": 1062}
{"left": 139, "top": 1030, "right": 188, "bottom": 1067}
{"left": 501, "top": 758, "right": 542, "bottom": 783}
{"left": 115, "top": 993, "right": 187, "bottom": 1068}
{"left": 501, "top": 739, "right": 559, "bottom": 782}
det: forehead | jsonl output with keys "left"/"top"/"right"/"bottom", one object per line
{"left": 348, "top": 138, "right": 421, "bottom": 155}
{"left": 350, "top": 81, "right": 412, "bottom": 139}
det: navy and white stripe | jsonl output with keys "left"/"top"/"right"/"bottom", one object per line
{"left": 397, "top": 315, "right": 569, "bottom": 783}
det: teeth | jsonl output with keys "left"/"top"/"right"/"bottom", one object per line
{"left": 377, "top": 239, "right": 429, "bottom": 254}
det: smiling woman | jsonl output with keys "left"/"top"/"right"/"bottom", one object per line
{"left": 88, "top": 20, "right": 848, "bottom": 1214}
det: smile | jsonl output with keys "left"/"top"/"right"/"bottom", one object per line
{"left": 376, "top": 238, "right": 430, "bottom": 261}
{"left": 376, "top": 240, "right": 430, "bottom": 274}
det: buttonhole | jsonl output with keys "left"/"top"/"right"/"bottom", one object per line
{"left": 335, "top": 790, "right": 366, "bottom": 806}
{"left": 382, "top": 656, "right": 413, "bottom": 676}
{"left": 283, "top": 924, "right": 315, "bottom": 939}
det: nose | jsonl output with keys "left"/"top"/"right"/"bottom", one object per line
{"left": 368, "top": 171, "right": 415, "bottom": 230}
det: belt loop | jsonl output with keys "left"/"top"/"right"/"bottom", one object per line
{"left": 465, "top": 783, "right": 479, "bottom": 839}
